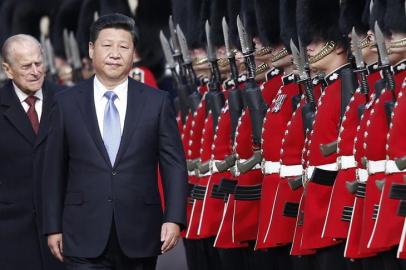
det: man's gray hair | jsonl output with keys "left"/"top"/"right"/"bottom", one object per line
{"left": 2, "top": 34, "right": 42, "bottom": 65}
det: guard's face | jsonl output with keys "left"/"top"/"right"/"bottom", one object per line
{"left": 307, "top": 40, "right": 333, "bottom": 72}
{"left": 2, "top": 41, "right": 44, "bottom": 94}
{"left": 89, "top": 28, "right": 135, "bottom": 84}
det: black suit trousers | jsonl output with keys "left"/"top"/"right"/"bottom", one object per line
{"left": 65, "top": 221, "right": 157, "bottom": 270}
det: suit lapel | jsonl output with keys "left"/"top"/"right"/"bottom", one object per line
{"left": 1, "top": 81, "right": 36, "bottom": 145}
{"left": 34, "top": 82, "right": 53, "bottom": 148}
{"left": 76, "top": 78, "right": 111, "bottom": 167}
{"left": 113, "top": 79, "right": 146, "bottom": 168}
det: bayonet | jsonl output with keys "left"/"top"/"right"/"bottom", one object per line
{"left": 63, "top": 28, "right": 72, "bottom": 66}
{"left": 159, "top": 31, "right": 176, "bottom": 69}
{"left": 290, "top": 39, "right": 305, "bottom": 80}
{"left": 177, "top": 24, "right": 192, "bottom": 64}
{"left": 352, "top": 28, "right": 365, "bottom": 69}
{"left": 176, "top": 25, "right": 200, "bottom": 111}
{"left": 352, "top": 27, "right": 370, "bottom": 100}
{"left": 375, "top": 22, "right": 396, "bottom": 101}
{"left": 45, "top": 39, "right": 56, "bottom": 76}
{"left": 222, "top": 17, "right": 233, "bottom": 58}
{"left": 205, "top": 20, "right": 216, "bottom": 62}
{"left": 236, "top": 15, "right": 253, "bottom": 54}
{"left": 205, "top": 21, "right": 224, "bottom": 128}
{"left": 294, "top": 38, "right": 317, "bottom": 133}
{"left": 159, "top": 31, "right": 189, "bottom": 123}
{"left": 205, "top": 20, "right": 221, "bottom": 86}
{"left": 222, "top": 17, "right": 239, "bottom": 84}
{"left": 237, "top": 15, "right": 255, "bottom": 80}
{"left": 375, "top": 22, "right": 390, "bottom": 66}
{"left": 69, "top": 32, "right": 82, "bottom": 70}
{"left": 169, "top": 16, "right": 182, "bottom": 56}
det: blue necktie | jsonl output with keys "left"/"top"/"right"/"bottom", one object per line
{"left": 103, "top": 91, "right": 121, "bottom": 165}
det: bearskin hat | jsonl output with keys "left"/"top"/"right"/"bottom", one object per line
{"left": 254, "top": 0, "right": 280, "bottom": 46}
{"left": 280, "top": 0, "right": 298, "bottom": 52}
{"left": 297, "top": 0, "right": 343, "bottom": 47}
{"left": 384, "top": 0, "right": 406, "bottom": 34}
{"left": 339, "top": 0, "right": 369, "bottom": 35}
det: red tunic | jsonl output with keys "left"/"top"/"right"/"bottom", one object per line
{"left": 301, "top": 65, "right": 352, "bottom": 250}
{"left": 368, "top": 61, "right": 406, "bottom": 250}
{"left": 344, "top": 67, "right": 382, "bottom": 258}
{"left": 255, "top": 74, "right": 300, "bottom": 249}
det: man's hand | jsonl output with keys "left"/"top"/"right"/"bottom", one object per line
{"left": 161, "top": 222, "right": 180, "bottom": 253}
{"left": 48, "top": 233, "right": 64, "bottom": 262}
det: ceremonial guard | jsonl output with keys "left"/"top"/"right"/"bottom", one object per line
{"left": 368, "top": 0, "right": 406, "bottom": 263}
{"left": 322, "top": 0, "right": 372, "bottom": 246}
{"left": 340, "top": 1, "right": 384, "bottom": 266}
{"left": 293, "top": 0, "right": 358, "bottom": 268}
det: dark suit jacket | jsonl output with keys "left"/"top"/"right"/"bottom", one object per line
{"left": 0, "top": 80, "right": 65, "bottom": 270}
{"left": 42, "top": 77, "right": 188, "bottom": 258}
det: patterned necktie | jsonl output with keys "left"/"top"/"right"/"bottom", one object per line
{"left": 24, "top": 95, "right": 39, "bottom": 134}
{"left": 103, "top": 91, "right": 121, "bottom": 165}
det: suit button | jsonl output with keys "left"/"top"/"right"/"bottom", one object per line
{"left": 112, "top": 171, "right": 117, "bottom": 176}
{"left": 107, "top": 197, "right": 113, "bottom": 203}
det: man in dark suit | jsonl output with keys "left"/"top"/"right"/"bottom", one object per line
{"left": 43, "top": 13, "right": 188, "bottom": 270}
{"left": 0, "top": 34, "right": 65, "bottom": 270}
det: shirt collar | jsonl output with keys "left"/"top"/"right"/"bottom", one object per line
{"left": 94, "top": 76, "right": 128, "bottom": 102}
{"left": 12, "top": 82, "right": 43, "bottom": 104}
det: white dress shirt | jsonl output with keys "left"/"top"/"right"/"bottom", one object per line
{"left": 93, "top": 76, "right": 128, "bottom": 138}
{"left": 13, "top": 82, "right": 43, "bottom": 121}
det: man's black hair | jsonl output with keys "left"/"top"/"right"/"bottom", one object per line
{"left": 89, "top": 13, "right": 139, "bottom": 44}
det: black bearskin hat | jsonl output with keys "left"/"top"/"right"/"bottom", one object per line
{"left": 255, "top": 0, "right": 280, "bottom": 46}
{"left": 184, "top": 0, "right": 209, "bottom": 49}
{"left": 209, "top": 0, "right": 227, "bottom": 47}
{"left": 280, "top": 0, "right": 298, "bottom": 52}
{"left": 384, "top": 0, "right": 406, "bottom": 34}
{"left": 339, "top": 0, "right": 369, "bottom": 35}
{"left": 241, "top": 0, "right": 258, "bottom": 41}
{"left": 297, "top": 0, "right": 344, "bottom": 47}
{"left": 368, "top": 0, "right": 388, "bottom": 34}
{"left": 226, "top": 0, "right": 241, "bottom": 48}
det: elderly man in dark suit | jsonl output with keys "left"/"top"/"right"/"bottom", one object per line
{"left": 43, "top": 13, "right": 188, "bottom": 270}
{"left": 0, "top": 34, "right": 65, "bottom": 270}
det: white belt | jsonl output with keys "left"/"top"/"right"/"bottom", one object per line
{"left": 357, "top": 168, "right": 369, "bottom": 183}
{"left": 306, "top": 166, "right": 315, "bottom": 180}
{"left": 262, "top": 160, "right": 281, "bottom": 175}
{"left": 337, "top": 155, "right": 357, "bottom": 170}
{"left": 280, "top": 164, "right": 303, "bottom": 177}
{"left": 386, "top": 160, "right": 406, "bottom": 174}
{"left": 316, "top": 162, "right": 338, "bottom": 171}
{"left": 366, "top": 160, "right": 386, "bottom": 175}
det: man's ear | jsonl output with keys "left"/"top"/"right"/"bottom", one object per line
{"left": 88, "top": 42, "right": 94, "bottom": 60}
{"left": 132, "top": 49, "right": 139, "bottom": 63}
{"left": 2, "top": 62, "right": 14, "bottom": 80}
{"left": 335, "top": 45, "right": 346, "bottom": 56}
